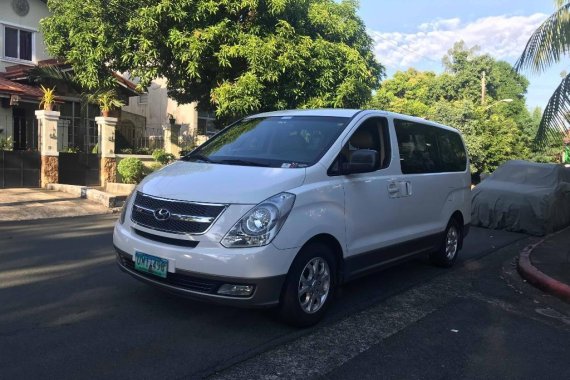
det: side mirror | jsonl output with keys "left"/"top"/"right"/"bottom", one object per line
{"left": 344, "top": 149, "right": 378, "bottom": 174}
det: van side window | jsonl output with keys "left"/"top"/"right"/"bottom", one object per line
{"left": 395, "top": 120, "right": 439, "bottom": 174}
{"left": 437, "top": 130, "right": 467, "bottom": 172}
{"left": 328, "top": 117, "right": 390, "bottom": 175}
{"left": 395, "top": 119, "right": 467, "bottom": 174}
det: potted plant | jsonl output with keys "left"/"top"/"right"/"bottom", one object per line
{"left": 93, "top": 89, "right": 125, "bottom": 117}
{"left": 39, "top": 85, "right": 56, "bottom": 111}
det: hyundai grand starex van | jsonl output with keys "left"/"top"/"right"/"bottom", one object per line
{"left": 114, "top": 109, "right": 471, "bottom": 326}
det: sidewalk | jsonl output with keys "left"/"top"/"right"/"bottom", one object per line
{"left": 518, "top": 227, "right": 570, "bottom": 303}
{"left": 0, "top": 188, "right": 116, "bottom": 221}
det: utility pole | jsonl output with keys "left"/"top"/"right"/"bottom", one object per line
{"left": 481, "top": 71, "right": 486, "bottom": 105}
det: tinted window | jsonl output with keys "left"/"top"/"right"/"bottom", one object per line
{"left": 395, "top": 120, "right": 439, "bottom": 174}
{"left": 19, "top": 30, "right": 32, "bottom": 61}
{"left": 437, "top": 129, "right": 467, "bottom": 172}
{"left": 395, "top": 119, "right": 466, "bottom": 174}
{"left": 184, "top": 116, "right": 349, "bottom": 168}
{"left": 329, "top": 117, "right": 390, "bottom": 175}
{"left": 5, "top": 27, "right": 18, "bottom": 58}
{"left": 4, "top": 27, "right": 32, "bottom": 61}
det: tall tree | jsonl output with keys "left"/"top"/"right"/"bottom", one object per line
{"left": 516, "top": 0, "right": 570, "bottom": 146}
{"left": 41, "top": 0, "right": 383, "bottom": 119}
{"left": 442, "top": 41, "right": 528, "bottom": 109}
{"left": 368, "top": 68, "right": 439, "bottom": 117}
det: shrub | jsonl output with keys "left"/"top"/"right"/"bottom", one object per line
{"left": 135, "top": 147, "right": 152, "bottom": 155}
{"left": 152, "top": 149, "right": 175, "bottom": 165}
{"left": 144, "top": 162, "right": 163, "bottom": 176}
{"left": 0, "top": 136, "right": 13, "bottom": 151}
{"left": 179, "top": 144, "right": 197, "bottom": 156}
{"left": 117, "top": 157, "right": 145, "bottom": 184}
{"left": 65, "top": 146, "right": 80, "bottom": 153}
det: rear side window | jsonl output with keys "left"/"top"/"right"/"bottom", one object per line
{"left": 395, "top": 119, "right": 466, "bottom": 174}
{"left": 437, "top": 129, "right": 467, "bottom": 172}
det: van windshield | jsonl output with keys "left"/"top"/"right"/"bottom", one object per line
{"left": 183, "top": 116, "right": 349, "bottom": 168}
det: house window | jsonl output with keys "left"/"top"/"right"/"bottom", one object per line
{"left": 4, "top": 26, "right": 33, "bottom": 61}
{"left": 197, "top": 110, "right": 216, "bottom": 134}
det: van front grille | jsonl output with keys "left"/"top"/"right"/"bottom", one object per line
{"left": 130, "top": 192, "right": 226, "bottom": 234}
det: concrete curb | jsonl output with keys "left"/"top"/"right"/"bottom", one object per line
{"left": 517, "top": 238, "right": 570, "bottom": 303}
{"left": 47, "top": 183, "right": 128, "bottom": 208}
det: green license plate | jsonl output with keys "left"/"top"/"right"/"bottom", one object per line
{"left": 134, "top": 252, "right": 168, "bottom": 278}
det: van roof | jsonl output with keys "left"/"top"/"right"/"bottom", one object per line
{"left": 248, "top": 109, "right": 460, "bottom": 133}
{"left": 250, "top": 109, "right": 362, "bottom": 118}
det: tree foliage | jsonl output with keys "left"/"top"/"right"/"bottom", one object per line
{"left": 516, "top": 0, "right": 570, "bottom": 146}
{"left": 42, "top": 0, "right": 383, "bottom": 119}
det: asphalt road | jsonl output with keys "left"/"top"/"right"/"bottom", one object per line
{"left": 1, "top": 215, "right": 566, "bottom": 379}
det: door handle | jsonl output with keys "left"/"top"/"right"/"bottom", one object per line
{"left": 405, "top": 181, "right": 412, "bottom": 196}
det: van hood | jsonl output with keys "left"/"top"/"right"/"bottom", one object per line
{"left": 137, "top": 161, "right": 306, "bottom": 204}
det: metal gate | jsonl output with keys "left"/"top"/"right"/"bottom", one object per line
{"left": 58, "top": 152, "right": 100, "bottom": 186}
{"left": 0, "top": 151, "right": 41, "bottom": 188}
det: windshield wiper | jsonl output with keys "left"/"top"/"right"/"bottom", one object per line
{"left": 217, "top": 159, "right": 270, "bottom": 167}
{"left": 181, "top": 154, "right": 215, "bottom": 163}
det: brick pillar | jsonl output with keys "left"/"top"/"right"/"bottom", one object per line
{"left": 35, "top": 110, "right": 60, "bottom": 187}
{"left": 163, "top": 123, "right": 181, "bottom": 158}
{"left": 96, "top": 116, "right": 118, "bottom": 186}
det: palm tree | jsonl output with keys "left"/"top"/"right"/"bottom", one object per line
{"left": 516, "top": 0, "right": 570, "bottom": 147}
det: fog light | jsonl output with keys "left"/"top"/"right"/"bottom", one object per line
{"left": 217, "top": 284, "right": 255, "bottom": 297}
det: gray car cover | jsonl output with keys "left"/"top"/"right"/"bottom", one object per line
{"left": 471, "top": 160, "right": 570, "bottom": 236}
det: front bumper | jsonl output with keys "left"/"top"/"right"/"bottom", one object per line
{"left": 115, "top": 247, "right": 286, "bottom": 307}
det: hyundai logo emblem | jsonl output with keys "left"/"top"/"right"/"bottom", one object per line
{"left": 153, "top": 208, "right": 171, "bottom": 221}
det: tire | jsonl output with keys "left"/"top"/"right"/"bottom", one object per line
{"left": 430, "top": 219, "right": 461, "bottom": 268}
{"left": 279, "top": 242, "right": 337, "bottom": 327}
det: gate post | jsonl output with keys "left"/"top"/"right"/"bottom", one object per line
{"left": 35, "top": 110, "right": 60, "bottom": 187}
{"left": 96, "top": 116, "right": 118, "bottom": 186}
{"left": 163, "top": 123, "right": 181, "bottom": 158}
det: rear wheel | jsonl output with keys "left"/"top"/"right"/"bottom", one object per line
{"left": 430, "top": 219, "right": 461, "bottom": 268}
{"left": 279, "top": 242, "right": 337, "bottom": 327}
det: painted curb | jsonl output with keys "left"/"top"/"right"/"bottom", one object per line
{"left": 517, "top": 239, "right": 570, "bottom": 303}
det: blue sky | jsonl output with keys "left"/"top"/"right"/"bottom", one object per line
{"left": 356, "top": 0, "right": 567, "bottom": 110}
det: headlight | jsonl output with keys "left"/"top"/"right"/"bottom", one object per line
{"left": 119, "top": 190, "right": 135, "bottom": 224}
{"left": 221, "top": 192, "right": 296, "bottom": 248}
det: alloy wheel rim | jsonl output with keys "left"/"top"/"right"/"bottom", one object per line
{"left": 445, "top": 226, "right": 459, "bottom": 260}
{"left": 298, "top": 257, "right": 331, "bottom": 314}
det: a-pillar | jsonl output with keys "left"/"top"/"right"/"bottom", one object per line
{"left": 96, "top": 116, "right": 118, "bottom": 186}
{"left": 35, "top": 110, "right": 60, "bottom": 187}
{"left": 163, "top": 123, "right": 181, "bottom": 158}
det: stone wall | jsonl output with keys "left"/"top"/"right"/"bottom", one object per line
{"left": 41, "top": 155, "right": 58, "bottom": 187}
{"left": 101, "top": 157, "right": 117, "bottom": 184}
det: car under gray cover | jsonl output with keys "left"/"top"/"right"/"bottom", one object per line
{"left": 471, "top": 160, "right": 570, "bottom": 236}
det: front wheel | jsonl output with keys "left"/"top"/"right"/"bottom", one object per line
{"left": 279, "top": 242, "right": 337, "bottom": 327}
{"left": 430, "top": 219, "right": 461, "bottom": 268}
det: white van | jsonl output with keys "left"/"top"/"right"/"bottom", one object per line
{"left": 114, "top": 109, "right": 471, "bottom": 326}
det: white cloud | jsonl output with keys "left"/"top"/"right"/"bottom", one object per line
{"left": 370, "top": 13, "right": 548, "bottom": 70}
{"left": 418, "top": 18, "right": 461, "bottom": 32}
